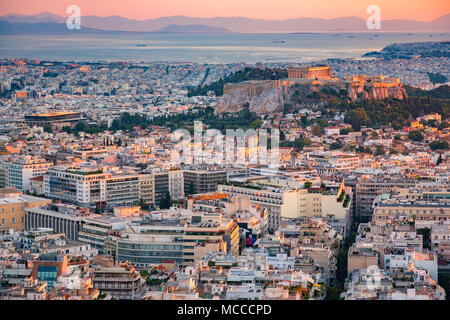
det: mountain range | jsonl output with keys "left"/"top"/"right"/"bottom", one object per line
{"left": 0, "top": 12, "right": 449, "bottom": 33}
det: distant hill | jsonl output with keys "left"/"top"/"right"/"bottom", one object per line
{"left": 364, "top": 41, "right": 450, "bottom": 59}
{"left": 0, "top": 12, "right": 65, "bottom": 23}
{"left": 1, "top": 12, "right": 449, "bottom": 33}
{"left": 0, "top": 21, "right": 235, "bottom": 35}
{"left": 153, "top": 24, "right": 234, "bottom": 34}
{"left": 0, "top": 21, "right": 122, "bottom": 35}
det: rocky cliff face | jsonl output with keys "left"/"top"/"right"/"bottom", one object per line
{"left": 347, "top": 82, "right": 407, "bottom": 100}
{"left": 215, "top": 80, "right": 290, "bottom": 114}
{"left": 215, "top": 79, "right": 407, "bottom": 115}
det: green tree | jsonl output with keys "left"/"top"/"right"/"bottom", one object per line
{"left": 159, "top": 192, "right": 173, "bottom": 209}
{"left": 330, "top": 142, "right": 342, "bottom": 150}
{"left": 304, "top": 182, "right": 313, "bottom": 189}
{"left": 325, "top": 286, "right": 341, "bottom": 300}
{"left": 345, "top": 107, "right": 370, "bottom": 131}
{"left": 249, "top": 119, "right": 262, "bottom": 129}
{"left": 139, "top": 198, "right": 149, "bottom": 210}
{"left": 408, "top": 131, "right": 424, "bottom": 142}
{"left": 43, "top": 124, "right": 53, "bottom": 133}
{"left": 429, "top": 140, "right": 449, "bottom": 150}
{"left": 374, "top": 145, "right": 385, "bottom": 156}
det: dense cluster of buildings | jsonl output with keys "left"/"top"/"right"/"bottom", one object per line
{"left": 343, "top": 188, "right": 449, "bottom": 300}
{"left": 0, "top": 57, "right": 448, "bottom": 300}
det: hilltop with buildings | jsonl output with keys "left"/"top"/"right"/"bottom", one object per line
{"left": 214, "top": 65, "right": 407, "bottom": 114}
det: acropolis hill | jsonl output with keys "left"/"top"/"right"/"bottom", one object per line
{"left": 215, "top": 66, "right": 407, "bottom": 114}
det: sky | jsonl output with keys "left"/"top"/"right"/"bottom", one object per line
{"left": 0, "top": 0, "right": 449, "bottom": 21}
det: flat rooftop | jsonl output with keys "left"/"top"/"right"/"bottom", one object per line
{"left": 0, "top": 194, "right": 50, "bottom": 205}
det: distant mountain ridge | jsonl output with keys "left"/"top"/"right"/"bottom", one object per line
{"left": 0, "top": 21, "right": 234, "bottom": 35}
{"left": 1, "top": 12, "right": 449, "bottom": 33}
{"left": 153, "top": 24, "right": 234, "bottom": 34}
{"left": 0, "top": 21, "right": 123, "bottom": 35}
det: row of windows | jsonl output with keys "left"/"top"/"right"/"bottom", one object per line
{"left": 380, "top": 209, "right": 448, "bottom": 215}
{"left": 118, "top": 250, "right": 183, "bottom": 257}
{"left": 122, "top": 257, "right": 183, "bottom": 264}
{"left": 118, "top": 243, "right": 182, "bottom": 250}
{"left": 1, "top": 217, "right": 23, "bottom": 224}
{"left": 1, "top": 206, "right": 24, "bottom": 213}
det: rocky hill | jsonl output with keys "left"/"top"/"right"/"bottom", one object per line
{"left": 215, "top": 78, "right": 408, "bottom": 114}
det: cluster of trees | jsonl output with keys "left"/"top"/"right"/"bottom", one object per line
{"left": 406, "top": 84, "right": 449, "bottom": 99}
{"left": 330, "top": 142, "right": 343, "bottom": 150}
{"left": 408, "top": 130, "right": 424, "bottom": 142}
{"left": 110, "top": 112, "right": 150, "bottom": 132}
{"left": 149, "top": 107, "right": 262, "bottom": 133}
{"left": 429, "top": 140, "right": 449, "bottom": 150}
{"left": 343, "top": 96, "right": 449, "bottom": 131}
{"left": 140, "top": 268, "right": 166, "bottom": 286}
{"left": 427, "top": 73, "right": 448, "bottom": 85}
{"left": 279, "top": 137, "right": 312, "bottom": 151}
{"left": 341, "top": 85, "right": 449, "bottom": 131}
{"left": 187, "top": 67, "right": 288, "bottom": 97}
{"left": 62, "top": 122, "right": 107, "bottom": 135}
{"left": 57, "top": 107, "right": 262, "bottom": 136}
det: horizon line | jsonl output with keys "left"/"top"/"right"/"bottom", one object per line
{"left": 2, "top": 11, "right": 449, "bottom": 23}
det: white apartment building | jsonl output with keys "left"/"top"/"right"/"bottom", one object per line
{"left": 218, "top": 181, "right": 351, "bottom": 235}
{"left": 218, "top": 184, "right": 307, "bottom": 232}
{"left": 44, "top": 166, "right": 106, "bottom": 207}
{"left": 2, "top": 156, "right": 53, "bottom": 191}
{"left": 43, "top": 166, "right": 140, "bottom": 208}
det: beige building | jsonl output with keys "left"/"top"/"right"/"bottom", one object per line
{"left": 373, "top": 190, "right": 450, "bottom": 223}
{"left": 347, "top": 247, "right": 379, "bottom": 275}
{"left": 0, "top": 191, "right": 52, "bottom": 232}
{"left": 138, "top": 173, "right": 155, "bottom": 207}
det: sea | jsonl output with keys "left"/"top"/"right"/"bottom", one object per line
{"left": 0, "top": 32, "right": 449, "bottom": 64}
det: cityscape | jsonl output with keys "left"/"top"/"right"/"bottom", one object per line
{"left": 0, "top": 0, "right": 449, "bottom": 309}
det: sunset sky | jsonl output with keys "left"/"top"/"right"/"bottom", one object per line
{"left": 1, "top": 0, "right": 448, "bottom": 21}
